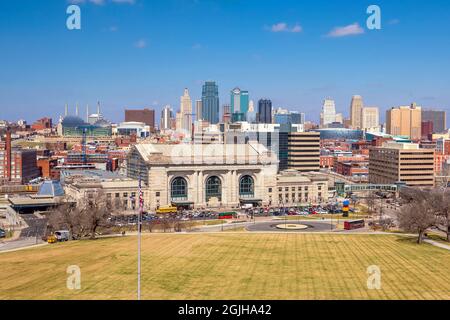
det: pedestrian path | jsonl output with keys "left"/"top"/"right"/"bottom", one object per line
{"left": 424, "top": 239, "right": 450, "bottom": 251}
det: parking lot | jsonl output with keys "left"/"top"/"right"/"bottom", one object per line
{"left": 109, "top": 204, "right": 352, "bottom": 227}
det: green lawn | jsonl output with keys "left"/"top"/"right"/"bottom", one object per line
{"left": 0, "top": 233, "right": 449, "bottom": 300}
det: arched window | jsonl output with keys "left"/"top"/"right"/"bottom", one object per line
{"left": 205, "top": 176, "right": 222, "bottom": 202}
{"left": 171, "top": 177, "right": 188, "bottom": 201}
{"left": 239, "top": 175, "right": 254, "bottom": 198}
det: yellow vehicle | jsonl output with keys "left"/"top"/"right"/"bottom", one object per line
{"left": 47, "top": 235, "right": 57, "bottom": 244}
{"left": 156, "top": 206, "right": 178, "bottom": 215}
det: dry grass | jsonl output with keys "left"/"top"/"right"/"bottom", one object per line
{"left": 0, "top": 233, "right": 449, "bottom": 300}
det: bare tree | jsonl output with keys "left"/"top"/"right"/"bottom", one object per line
{"left": 379, "top": 217, "right": 396, "bottom": 232}
{"left": 80, "top": 191, "right": 112, "bottom": 240}
{"left": 48, "top": 202, "right": 83, "bottom": 240}
{"left": 433, "top": 190, "right": 450, "bottom": 242}
{"left": 366, "top": 192, "right": 377, "bottom": 216}
{"left": 147, "top": 219, "right": 159, "bottom": 233}
{"left": 397, "top": 189, "right": 437, "bottom": 244}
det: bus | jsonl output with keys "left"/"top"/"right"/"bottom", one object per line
{"left": 219, "top": 212, "right": 237, "bottom": 220}
{"left": 156, "top": 206, "right": 178, "bottom": 215}
{"left": 344, "top": 220, "right": 365, "bottom": 230}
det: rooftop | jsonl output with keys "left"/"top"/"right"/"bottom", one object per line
{"left": 133, "top": 142, "right": 277, "bottom": 165}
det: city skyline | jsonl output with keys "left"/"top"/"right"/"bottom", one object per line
{"left": 0, "top": 0, "right": 450, "bottom": 125}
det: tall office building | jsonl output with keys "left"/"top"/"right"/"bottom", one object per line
{"left": 258, "top": 99, "right": 272, "bottom": 124}
{"left": 125, "top": 108, "right": 155, "bottom": 131}
{"left": 320, "top": 99, "right": 337, "bottom": 127}
{"left": 290, "top": 112, "right": 305, "bottom": 125}
{"left": 247, "top": 100, "right": 257, "bottom": 123}
{"left": 361, "top": 107, "right": 379, "bottom": 130}
{"left": 350, "top": 95, "right": 364, "bottom": 129}
{"left": 160, "top": 105, "right": 173, "bottom": 131}
{"left": 195, "top": 100, "right": 203, "bottom": 121}
{"left": 369, "top": 142, "right": 435, "bottom": 187}
{"left": 230, "top": 87, "right": 249, "bottom": 122}
{"left": 386, "top": 103, "right": 422, "bottom": 140}
{"left": 180, "top": 88, "right": 193, "bottom": 133}
{"left": 287, "top": 132, "right": 321, "bottom": 173}
{"left": 422, "top": 109, "right": 447, "bottom": 133}
{"left": 222, "top": 105, "right": 232, "bottom": 123}
{"left": 201, "top": 81, "right": 220, "bottom": 124}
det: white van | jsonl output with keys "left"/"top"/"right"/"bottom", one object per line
{"left": 55, "top": 230, "right": 70, "bottom": 242}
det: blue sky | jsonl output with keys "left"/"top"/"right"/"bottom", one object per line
{"left": 0, "top": 0, "right": 449, "bottom": 125}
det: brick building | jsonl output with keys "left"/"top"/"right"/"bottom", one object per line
{"left": 125, "top": 109, "right": 155, "bottom": 131}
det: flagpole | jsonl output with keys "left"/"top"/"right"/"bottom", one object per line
{"left": 138, "top": 175, "right": 142, "bottom": 301}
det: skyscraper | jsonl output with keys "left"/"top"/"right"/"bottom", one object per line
{"left": 290, "top": 112, "right": 305, "bottom": 125}
{"left": 422, "top": 109, "right": 447, "bottom": 133}
{"left": 386, "top": 103, "right": 422, "bottom": 140}
{"left": 160, "top": 105, "right": 173, "bottom": 131}
{"left": 201, "top": 81, "right": 220, "bottom": 124}
{"left": 350, "top": 95, "right": 363, "bottom": 129}
{"left": 195, "top": 100, "right": 203, "bottom": 121}
{"left": 180, "top": 88, "right": 193, "bottom": 133}
{"left": 230, "top": 87, "right": 249, "bottom": 122}
{"left": 320, "top": 99, "right": 337, "bottom": 127}
{"left": 361, "top": 107, "right": 379, "bottom": 131}
{"left": 247, "top": 100, "right": 256, "bottom": 123}
{"left": 258, "top": 99, "right": 272, "bottom": 124}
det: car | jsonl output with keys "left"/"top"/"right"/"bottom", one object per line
{"left": 0, "top": 228, "right": 6, "bottom": 238}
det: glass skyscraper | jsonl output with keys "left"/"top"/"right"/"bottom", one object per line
{"left": 201, "top": 81, "right": 220, "bottom": 124}
{"left": 230, "top": 87, "right": 249, "bottom": 122}
{"left": 257, "top": 99, "right": 272, "bottom": 124}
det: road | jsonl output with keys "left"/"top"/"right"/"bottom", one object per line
{"left": 0, "top": 213, "right": 47, "bottom": 253}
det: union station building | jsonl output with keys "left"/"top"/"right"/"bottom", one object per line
{"left": 127, "top": 142, "right": 279, "bottom": 210}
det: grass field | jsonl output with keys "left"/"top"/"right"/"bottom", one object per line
{"left": 1, "top": 233, "right": 449, "bottom": 300}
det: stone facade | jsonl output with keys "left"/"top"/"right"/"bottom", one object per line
{"left": 128, "top": 142, "right": 278, "bottom": 210}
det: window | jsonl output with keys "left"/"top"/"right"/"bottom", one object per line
{"left": 268, "top": 188, "right": 272, "bottom": 193}
{"left": 239, "top": 175, "right": 254, "bottom": 198}
{"left": 156, "top": 192, "right": 160, "bottom": 197}
{"left": 115, "top": 193, "right": 120, "bottom": 198}
{"left": 206, "top": 176, "right": 222, "bottom": 202}
{"left": 171, "top": 177, "right": 188, "bottom": 201}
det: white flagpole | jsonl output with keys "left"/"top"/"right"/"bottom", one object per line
{"left": 138, "top": 176, "right": 142, "bottom": 301}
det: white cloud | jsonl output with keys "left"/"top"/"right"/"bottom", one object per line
{"left": 326, "top": 23, "right": 365, "bottom": 38}
{"left": 269, "top": 22, "right": 302, "bottom": 33}
{"left": 291, "top": 24, "right": 302, "bottom": 33}
{"left": 134, "top": 39, "right": 147, "bottom": 48}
